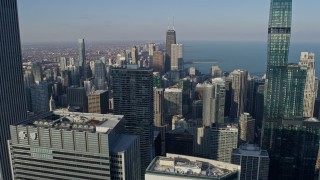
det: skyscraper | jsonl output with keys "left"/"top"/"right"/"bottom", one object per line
{"left": 131, "top": 46, "right": 138, "bottom": 64}
{"left": 263, "top": 0, "right": 292, "bottom": 122}
{"left": 170, "top": 44, "right": 183, "bottom": 71}
{"left": 229, "top": 69, "right": 248, "bottom": 120}
{"left": 262, "top": 1, "right": 320, "bottom": 179}
{"left": 202, "top": 83, "right": 217, "bottom": 127}
{"left": 210, "top": 125, "right": 238, "bottom": 163}
{"left": 239, "top": 113, "right": 255, "bottom": 143}
{"left": 153, "top": 51, "right": 165, "bottom": 74}
{"left": 0, "top": 0, "right": 28, "bottom": 179}
{"left": 165, "top": 29, "right": 176, "bottom": 72}
{"left": 78, "top": 38, "right": 87, "bottom": 79}
{"left": 112, "top": 65, "right": 154, "bottom": 179}
{"left": 299, "top": 52, "right": 318, "bottom": 118}
{"left": 94, "top": 60, "right": 107, "bottom": 90}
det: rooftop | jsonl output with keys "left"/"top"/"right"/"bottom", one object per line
{"left": 89, "top": 90, "right": 108, "bottom": 95}
{"left": 232, "top": 144, "right": 269, "bottom": 157}
{"left": 146, "top": 154, "right": 239, "bottom": 179}
{"left": 17, "top": 110, "right": 123, "bottom": 133}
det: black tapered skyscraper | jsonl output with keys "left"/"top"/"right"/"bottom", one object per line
{"left": 0, "top": 0, "right": 28, "bottom": 179}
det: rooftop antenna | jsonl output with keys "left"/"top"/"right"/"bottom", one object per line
{"left": 172, "top": 16, "right": 175, "bottom": 30}
{"left": 167, "top": 17, "right": 170, "bottom": 30}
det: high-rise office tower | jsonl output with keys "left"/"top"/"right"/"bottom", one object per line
{"left": 148, "top": 43, "right": 155, "bottom": 56}
{"left": 211, "top": 66, "right": 222, "bottom": 78}
{"left": 30, "top": 82, "right": 50, "bottom": 114}
{"left": 131, "top": 46, "right": 138, "bottom": 64}
{"left": 94, "top": 60, "right": 107, "bottom": 90}
{"left": 170, "top": 44, "right": 183, "bottom": 71}
{"left": 179, "top": 78, "right": 192, "bottom": 116}
{"left": 202, "top": 83, "right": 217, "bottom": 127}
{"left": 263, "top": 0, "right": 292, "bottom": 122}
{"left": 153, "top": 51, "right": 165, "bottom": 74}
{"left": 262, "top": 1, "right": 320, "bottom": 179}
{"left": 78, "top": 38, "right": 87, "bottom": 79}
{"left": 24, "top": 70, "right": 35, "bottom": 87}
{"left": 210, "top": 125, "right": 238, "bottom": 163}
{"left": 239, "top": 113, "right": 255, "bottom": 143}
{"left": 255, "top": 84, "right": 264, "bottom": 128}
{"left": 153, "top": 88, "right": 167, "bottom": 155}
{"left": 154, "top": 88, "right": 165, "bottom": 127}
{"left": 165, "top": 29, "right": 176, "bottom": 72}
{"left": 66, "top": 86, "right": 88, "bottom": 112}
{"left": 229, "top": 69, "right": 248, "bottom": 120}
{"left": 192, "top": 100, "right": 203, "bottom": 126}
{"left": 164, "top": 87, "right": 183, "bottom": 124}
{"left": 246, "top": 78, "right": 264, "bottom": 115}
{"left": 299, "top": 52, "right": 318, "bottom": 118}
{"left": 231, "top": 144, "right": 270, "bottom": 180}
{"left": 0, "top": 0, "right": 28, "bottom": 178}
{"left": 31, "top": 62, "right": 43, "bottom": 83}
{"left": 9, "top": 111, "right": 141, "bottom": 180}
{"left": 88, "top": 90, "right": 109, "bottom": 114}
{"left": 60, "top": 57, "right": 68, "bottom": 71}
{"left": 112, "top": 65, "right": 154, "bottom": 179}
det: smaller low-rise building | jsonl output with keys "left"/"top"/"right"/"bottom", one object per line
{"left": 145, "top": 153, "right": 240, "bottom": 180}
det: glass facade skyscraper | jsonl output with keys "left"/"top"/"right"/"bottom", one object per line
{"left": 112, "top": 65, "right": 154, "bottom": 179}
{"left": 264, "top": 0, "right": 292, "bottom": 121}
{"left": 262, "top": 0, "right": 320, "bottom": 179}
{"left": 0, "top": 0, "right": 28, "bottom": 179}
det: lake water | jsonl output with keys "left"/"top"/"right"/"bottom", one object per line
{"left": 182, "top": 41, "right": 320, "bottom": 77}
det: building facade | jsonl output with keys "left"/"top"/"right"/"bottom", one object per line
{"left": 165, "top": 29, "right": 176, "bottom": 72}
{"left": 9, "top": 111, "right": 140, "bottom": 180}
{"left": 229, "top": 69, "right": 248, "bottom": 120}
{"left": 232, "top": 144, "right": 269, "bottom": 180}
{"left": 0, "top": 0, "right": 28, "bottom": 178}
{"left": 170, "top": 44, "right": 183, "bottom": 71}
{"left": 153, "top": 51, "right": 165, "bottom": 74}
{"left": 299, "top": 52, "right": 318, "bottom": 118}
{"left": 210, "top": 125, "right": 238, "bottom": 163}
{"left": 88, "top": 90, "right": 109, "bottom": 114}
{"left": 239, "top": 113, "right": 255, "bottom": 143}
{"left": 112, "top": 65, "right": 154, "bottom": 178}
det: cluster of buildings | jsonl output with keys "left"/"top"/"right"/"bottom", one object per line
{"left": 1, "top": 0, "right": 320, "bottom": 180}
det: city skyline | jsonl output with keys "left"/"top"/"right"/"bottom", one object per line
{"left": 18, "top": 0, "right": 320, "bottom": 43}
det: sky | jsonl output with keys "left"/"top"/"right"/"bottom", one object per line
{"left": 18, "top": 0, "right": 320, "bottom": 43}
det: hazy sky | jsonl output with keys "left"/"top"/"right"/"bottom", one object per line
{"left": 18, "top": 0, "right": 320, "bottom": 43}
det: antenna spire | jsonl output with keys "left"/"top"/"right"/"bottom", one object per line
{"left": 167, "top": 17, "right": 170, "bottom": 30}
{"left": 172, "top": 16, "right": 175, "bottom": 30}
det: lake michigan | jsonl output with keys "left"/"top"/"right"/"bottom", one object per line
{"left": 182, "top": 41, "right": 320, "bottom": 77}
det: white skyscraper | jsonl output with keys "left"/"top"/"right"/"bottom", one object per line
{"left": 299, "top": 52, "right": 318, "bottom": 117}
{"left": 229, "top": 69, "right": 248, "bottom": 120}
{"left": 171, "top": 44, "right": 183, "bottom": 70}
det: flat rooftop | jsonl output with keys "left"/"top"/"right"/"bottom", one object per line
{"left": 17, "top": 110, "right": 123, "bottom": 133}
{"left": 89, "top": 90, "right": 108, "bottom": 95}
{"left": 146, "top": 154, "right": 239, "bottom": 179}
{"left": 232, "top": 144, "right": 269, "bottom": 157}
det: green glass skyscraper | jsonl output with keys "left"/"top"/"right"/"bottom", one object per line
{"left": 262, "top": 0, "right": 320, "bottom": 179}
